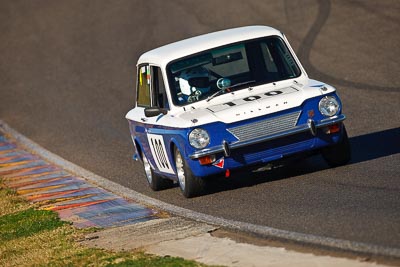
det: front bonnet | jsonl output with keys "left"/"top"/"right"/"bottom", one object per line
{"left": 176, "top": 80, "right": 334, "bottom": 126}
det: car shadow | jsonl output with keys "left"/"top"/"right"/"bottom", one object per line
{"left": 349, "top": 127, "right": 400, "bottom": 164}
{"left": 201, "top": 127, "right": 400, "bottom": 196}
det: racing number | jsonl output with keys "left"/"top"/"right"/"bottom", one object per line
{"left": 223, "top": 90, "right": 283, "bottom": 107}
{"left": 147, "top": 134, "right": 175, "bottom": 174}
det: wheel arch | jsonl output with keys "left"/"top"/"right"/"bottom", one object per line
{"left": 169, "top": 138, "right": 182, "bottom": 172}
{"left": 134, "top": 137, "right": 144, "bottom": 161}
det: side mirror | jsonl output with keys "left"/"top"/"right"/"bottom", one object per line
{"left": 144, "top": 107, "right": 168, "bottom": 117}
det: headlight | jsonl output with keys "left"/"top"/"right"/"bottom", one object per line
{"left": 319, "top": 96, "right": 340, "bottom": 117}
{"left": 189, "top": 128, "right": 210, "bottom": 149}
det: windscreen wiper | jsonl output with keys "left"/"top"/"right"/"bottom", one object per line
{"left": 206, "top": 80, "right": 255, "bottom": 102}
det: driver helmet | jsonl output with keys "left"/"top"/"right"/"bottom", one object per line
{"left": 178, "top": 67, "right": 210, "bottom": 97}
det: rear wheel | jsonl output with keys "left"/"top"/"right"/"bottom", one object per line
{"left": 142, "top": 152, "right": 173, "bottom": 191}
{"left": 174, "top": 147, "right": 206, "bottom": 198}
{"left": 322, "top": 125, "right": 351, "bottom": 167}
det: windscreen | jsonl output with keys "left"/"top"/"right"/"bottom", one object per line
{"left": 167, "top": 36, "right": 301, "bottom": 106}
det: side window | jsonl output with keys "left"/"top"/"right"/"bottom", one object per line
{"left": 137, "top": 65, "right": 151, "bottom": 107}
{"left": 260, "top": 42, "right": 278, "bottom": 73}
{"left": 152, "top": 67, "right": 169, "bottom": 109}
{"left": 260, "top": 39, "right": 300, "bottom": 79}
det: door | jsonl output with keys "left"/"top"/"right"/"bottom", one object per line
{"left": 133, "top": 64, "right": 174, "bottom": 175}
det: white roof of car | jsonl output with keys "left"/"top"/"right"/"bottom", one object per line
{"left": 137, "top": 25, "right": 283, "bottom": 67}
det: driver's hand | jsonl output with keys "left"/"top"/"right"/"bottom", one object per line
{"left": 187, "top": 90, "right": 202, "bottom": 103}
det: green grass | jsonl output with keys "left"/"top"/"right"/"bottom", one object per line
{"left": 0, "top": 182, "right": 215, "bottom": 267}
{"left": 0, "top": 207, "right": 66, "bottom": 241}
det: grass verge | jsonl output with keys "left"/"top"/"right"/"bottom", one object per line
{"left": 0, "top": 181, "right": 214, "bottom": 266}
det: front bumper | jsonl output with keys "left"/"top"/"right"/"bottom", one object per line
{"left": 189, "top": 114, "right": 346, "bottom": 159}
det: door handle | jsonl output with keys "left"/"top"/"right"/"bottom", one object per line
{"left": 141, "top": 118, "right": 147, "bottom": 122}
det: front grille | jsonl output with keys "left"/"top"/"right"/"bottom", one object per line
{"left": 227, "top": 111, "right": 301, "bottom": 141}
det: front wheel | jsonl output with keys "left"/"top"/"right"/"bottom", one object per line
{"left": 174, "top": 147, "right": 206, "bottom": 198}
{"left": 142, "top": 152, "right": 173, "bottom": 191}
{"left": 322, "top": 125, "right": 351, "bottom": 167}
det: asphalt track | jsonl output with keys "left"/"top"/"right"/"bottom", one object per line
{"left": 1, "top": 0, "right": 399, "bottom": 255}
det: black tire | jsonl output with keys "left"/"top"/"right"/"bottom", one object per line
{"left": 174, "top": 147, "right": 206, "bottom": 198}
{"left": 322, "top": 125, "right": 351, "bottom": 167}
{"left": 142, "top": 152, "right": 173, "bottom": 191}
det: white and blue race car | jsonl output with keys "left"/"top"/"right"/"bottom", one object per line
{"left": 126, "top": 26, "right": 351, "bottom": 198}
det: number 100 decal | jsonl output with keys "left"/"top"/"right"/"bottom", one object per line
{"left": 207, "top": 87, "right": 298, "bottom": 113}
